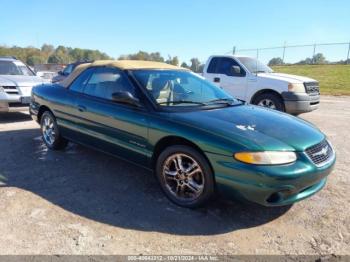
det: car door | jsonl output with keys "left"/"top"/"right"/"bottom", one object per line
{"left": 73, "top": 67, "right": 151, "bottom": 166}
{"left": 204, "top": 57, "right": 221, "bottom": 87}
{"left": 214, "top": 57, "right": 247, "bottom": 101}
{"left": 53, "top": 67, "right": 95, "bottom": 139}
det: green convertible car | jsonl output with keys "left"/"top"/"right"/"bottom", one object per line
{"left": 30, "top": 60, "right": 336, "bottom": 208}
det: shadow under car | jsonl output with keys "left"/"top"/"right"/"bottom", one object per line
{"left": 0, "top": 128, "right": 291, "bottom": 235}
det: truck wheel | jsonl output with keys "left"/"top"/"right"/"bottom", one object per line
{"left": 253, "top": 93, "right": 285, "bottom": 112}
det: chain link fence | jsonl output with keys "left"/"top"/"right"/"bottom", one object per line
{"left": 227, "top": 42, "right": 350, "bottom": 65}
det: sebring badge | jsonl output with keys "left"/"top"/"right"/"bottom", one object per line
{"left": 312, "top": 145, "right": 329, "bottom": 157}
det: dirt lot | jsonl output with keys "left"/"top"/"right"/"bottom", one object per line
{"left": 0, "top": 96, "right": 349, "bottom": 255}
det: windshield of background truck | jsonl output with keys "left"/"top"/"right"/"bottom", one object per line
{"left": 237, "top": 57, "right": 273, "bottom": 74}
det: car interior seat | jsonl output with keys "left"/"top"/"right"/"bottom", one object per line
{"left": 151, "top": 77, "right": 173, "bottom": 104}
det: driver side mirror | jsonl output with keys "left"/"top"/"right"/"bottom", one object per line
{"left": 230, "top": 65, "right": 241, "bottom": 75}
{"left": 111, "top": 91, "right": 142, "bottom": 107}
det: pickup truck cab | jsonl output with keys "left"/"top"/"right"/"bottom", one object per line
{"left": 203, "top": 55, "right": 320, "bottom": 114}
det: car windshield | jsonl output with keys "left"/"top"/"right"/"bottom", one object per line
{"left": 132, "top": 70, "right": 237, "bottom": 107}
{"left": 0, "top": 60, "right": 35, "bottom": 76}
{"left": 236, "top": 57, "right": 273, "bottom": 74}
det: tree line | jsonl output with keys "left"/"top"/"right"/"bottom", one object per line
{"left": 1, "top": 44, "right": 348, "bottom": 73}
{"left": 119, "top": 51, "right": 203, "bottom": 72}
{"left": 268, "top": 53, "right": 350, "bottom": 66}
{"left": 0, "top": 44, "right": 205, "bottom": 73}
{"left": 0, "top": 44, "right": 112, "bottom": 66}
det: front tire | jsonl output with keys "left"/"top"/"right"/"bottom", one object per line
{"left": 40, "top": 111, "right": 68, "bottom": 150}
{"left": 156, "top": 145, "right": 214, "bottom": 208}
{"left": 253, "top": 93, "right": 285, "bottom": 112}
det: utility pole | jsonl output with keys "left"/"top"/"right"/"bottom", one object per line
{"left": 232, "top": 46, "right": 236, "bottom": 55}
{"left": 282, "top": 41, "right": 286, "bottom": 64}
{"left": 347, "top": 42, "right": 350, "bottom": 64}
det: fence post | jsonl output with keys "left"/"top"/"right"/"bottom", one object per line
{"left": 255, "top": 49, "right": 259, "bottom": 75}
{"left": 312, "top": 43, "right": 316, "bottom": 64}
{"left": 347, "top": 42, "right": 350, "bottom": 64}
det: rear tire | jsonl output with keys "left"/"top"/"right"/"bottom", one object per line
{"left": 155, "top": 145, "right": 214, "bottom": 208}
{"left": 40, "top": 111, "right": 68, "bottom": 150}
{"left": 253, "top": 93, "right": 285, "bottom": 112}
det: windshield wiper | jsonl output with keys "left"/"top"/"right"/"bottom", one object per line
{"left": 206, "top": 98, "right": 235, "bottom": 104}
{"left": 206, "top": 98, "right": 245, "bottom": 107}
{"left": 158, "top": 98, "right": 243, "bottom": 107}
{"left": 158, "top": 100, "right": 207, "bottom": 106}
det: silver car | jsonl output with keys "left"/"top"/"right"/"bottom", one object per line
{"left": 0, "top": 56, "right": 44, "bottom": 112}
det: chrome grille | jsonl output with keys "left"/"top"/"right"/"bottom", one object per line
{"left": 2, "top": 86, "right": 19, "bottom": 95}
{"left": 304, "top": 82, "right": 320, "bottom": 94}
{"left": 306, "top": 140, "right": 334, "bottom": 167}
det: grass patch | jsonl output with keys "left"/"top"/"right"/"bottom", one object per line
{"left": 272, "top": 64, "right": 350, "bottom": 95}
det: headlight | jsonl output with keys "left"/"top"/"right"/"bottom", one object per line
{"left": 288, "top": 83, "right": 305, "bottom": 92}
{"left": 234, "top": 151, "right": 297, "bottom": 165}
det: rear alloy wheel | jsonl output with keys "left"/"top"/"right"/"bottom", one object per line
{"left": 40, "top": 111, "right": 68, "bottom": 150}
{"left": 156, "top": 145, "right": 214, "bottom": 208}
{"left": 254, "top": 93, "right": 285, "bottom": 112}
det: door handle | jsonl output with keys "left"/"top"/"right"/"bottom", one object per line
{"left": 77, "top": 105, "right": 86, "bottom": 112}
{"left": 214, "top": 77, "right": 220, "bottom": 83}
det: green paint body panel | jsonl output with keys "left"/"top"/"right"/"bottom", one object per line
{"left": 30, "top": 83, "right": 336, "bottom": 206}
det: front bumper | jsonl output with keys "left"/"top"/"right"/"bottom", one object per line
{"left": 0, "top": 100, "right": 30, "bottom": 112}
{"left": 206, "top": 151, "right": 335, "bottom": 206}
{"left": 282, "top": 92, "right": 319, "bottom": 115}
{"left": 0, "top": 91, "right": 31, "bottom": 112}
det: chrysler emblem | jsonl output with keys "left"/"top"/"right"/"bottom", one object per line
{"left": 312, "top": 145, "right": 329, "bottom": 157}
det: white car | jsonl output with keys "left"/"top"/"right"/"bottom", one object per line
{"left": 0, "top": 56, "right": 44, "bottom": 112}
{"left": 36, "top": 71, "right": 57, "bottom": 83}
{"left": 203, "top": 55, "right": 320, "bottom": 114}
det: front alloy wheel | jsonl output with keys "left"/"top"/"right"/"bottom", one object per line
{"left": 163, "top": 153, "right": 204, "bottom": 201}
{"left": 156, "top": 145, "right": 214, "bottom": 208}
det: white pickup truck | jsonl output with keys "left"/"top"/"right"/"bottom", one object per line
{"left": 202, "top": 55, "right": 320, "bottom": 114}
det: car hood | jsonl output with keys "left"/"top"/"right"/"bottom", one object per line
{"left": 169, "top": 105, "right": 324, "bottom": 152}
{"left": 258, "top": 72, "right": 317, "bottom": 84}
{"left": 0, "top": 75, "right": 44, "bottom": 86}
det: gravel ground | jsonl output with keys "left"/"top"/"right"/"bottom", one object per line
{"left": 0, "top": 96, "right": 349, "bottom": 255}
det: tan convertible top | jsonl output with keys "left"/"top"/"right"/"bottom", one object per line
{"left": 61, "top": 60, "right": 188, "bottom": 88}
